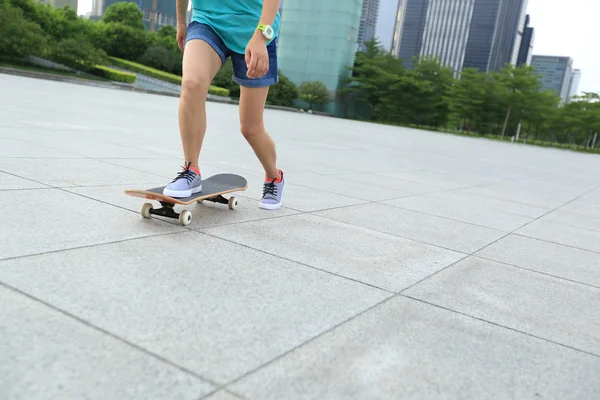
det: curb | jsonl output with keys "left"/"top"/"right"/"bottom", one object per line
{"left": 0, "top": 67, "right": 302, "bottom": 113}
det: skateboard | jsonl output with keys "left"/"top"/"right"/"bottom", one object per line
{"left": 125, "top": 173, "right": 248, "bottom": 226}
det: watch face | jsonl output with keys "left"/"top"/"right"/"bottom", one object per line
{"left": 264, "top": 26, "right": 274, "bottom": 39}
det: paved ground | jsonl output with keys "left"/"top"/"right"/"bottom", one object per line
{"left": 1, "top": 73, "right": 599, "bottom": 400}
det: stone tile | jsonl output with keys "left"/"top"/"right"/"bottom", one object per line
{"left": 0, "top": 171, "right": 47, "bottom": 190}
{"left": 0, "top": 189, "right": 183, "bottom": 260}
{"left": 231, "top": 296, "right": 600, "bottom": 400}
{"left": 67, "top": 184, "right": 300, "bottom": 229}
{"left": 405, "top": 257, "right": 600, "bottom": 354}
{"left": 539, "top": 210, "right": 600, "bottom": 232}
{"left": 0, "top": 286, "right": 214, "bottom": 400}
{"left": 0, "top": 158, "right": 166, "bottom": 187}
{"left": 285, "top": 172, "right": 414, "bottom": 201}
{"left": 202, "top": 390, "right": 244, "bottom": 400}
{"left": 205, "top": 214, "right": 465, "bottom": 292}
{"left": 0, "top": 232, "right": 389, "bottom": 384}
{"left": 475, "top": 234, "right": 600, "bottom": 287}
{"left": 0, "top": 138, "right": 79, "bottom": 158}
{"left": 430, "top": 190, "right": 551, "bottom": 218}
{"left": 377, "top": 169, "right": 497, "bottom": 189}
{"left": 332, "top": 172, "right": 447, "bottom": 195}
{"left": 462, "top": 182, "right": 570, "bottom": 209}
{"left": 516, "top": 219, "right": 600, "bottom": 253}
{"left": 559, "top": 189, "right": 600, "bottom": 218}
{"left": 315, "top": 203, "right": 505, "bottom": 253}
{"left": 384, "top": 193, "right": 534, "bottom": 231}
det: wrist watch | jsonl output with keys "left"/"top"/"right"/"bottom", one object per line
{"left": 257, "top": 24, "right": 274, "bottom": 40}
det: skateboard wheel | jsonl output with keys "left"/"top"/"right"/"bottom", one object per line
{"left": 179, "top": 210, "right": 192, "bottom": 226}
{"left": 228, "top": 196, "right": 239, "bottom": 210}
{"left": 141, "top": 203, "right": 153, "bottom": 218}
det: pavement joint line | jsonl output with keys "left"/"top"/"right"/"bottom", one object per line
{"left": 0, "top": 231, "right": 186, "bottom": 263}
{"left": 200, "top": 230, "right": 397, "bottom": 294}
{"left": 396, "top": 182, "right": 600, "bottom": 295}
{"left": 373, "top": 201, "right": 522, "bottom": 232}
{"left": 309, "top": 209, "right": 483, "bottom": 255}
{"left": 511, "top": 233, "right": 600, "bottom": 256}
{"left": 463, "top": 181, "right": 600, "bottom": 258}
{"left": 0, "top": 281, "right": 224, "bottom": 390}
{"left": 217, "top": 292, "right": 398, "bottom": 390}
{"left": 471, "top": 254, "right": 600, "bottom": 290}
{"left": 401, "top": 294, "right": 600, "bottom": 359}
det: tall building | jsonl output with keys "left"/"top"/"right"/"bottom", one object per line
{"left": 277, "top": 0, "right": 363, "bottom": 114}
{"left": 392, "top": 0, "right": 429, "bottom": 70}
{"left": 392, "top": 0, "right": 527, "bottom": 73}
{"left": 516, "top": 14, "right": 534, "bottom": 66}
{"left": 43, "top": 0, "right": 78, "bottom": 13}
{"left": 509, "top": 0, "right": 528, "bottom": 66}
{"left": 462, "top": 0, "right": 526, "bottom": 72}
{"left": 102, "top": 0, "right": 177, "bottom": 31}
{"left": 358, "top": 0, "right": 381, "bottom": 50}
{"left": 531, "top": 55, "right": 573, "bottom": 104}
{"left": 568, "top": 69, "right": 582, "bottom": 99}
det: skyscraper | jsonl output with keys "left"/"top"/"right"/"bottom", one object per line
{"left": 516, "top": 14, "right": 534, "bottom": 66}
{"left": 392, "top": 0, "right": 527, "bottom": 72}
{"left": 392, "top": 0, "right": 429, "bottom": 69}
{"left": 531, "top": 55, "right": 573, "bottom": 104}
{"left": 358, "top": 0, "right": 381, "bottom": 50}
{"left": 568, "top": 69, "right": 582, "bottom": 99}
{"left": 277, "top": 0, "right": 363, "bottom": 114}
{"left": 462, "top": 0, "right": 526, "bottom": 72}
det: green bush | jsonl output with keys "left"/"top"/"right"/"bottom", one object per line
{"left": 51, "top": 34, "right": 107, "bottom": 72}
{"left": 100, "top": 22, "right": 150, "bottom": 61}
{"left": 0, "top": 4, "right": 47, "bottom": 59}
{"left": 267, "top": 71, "right": 298, "bottom": 107}
{"left": 138, "top": 45, "right": 178, "bottom": 75}
{"left": 91, "top": 65, "right": 136, "bottom": 83}
{"left": 298, "top": 80, "right": 329, "bottom": 110}
{"left": 109, "top": 56, "right": 229, "bottom": 96}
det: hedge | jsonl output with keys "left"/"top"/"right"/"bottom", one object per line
{"left": 109, "top": 56, "right": 230, "bottom": 97}
{"left": 91, "top": 65, "right": 136, "bottom": 83}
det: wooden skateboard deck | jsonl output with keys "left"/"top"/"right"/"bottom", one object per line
{"left": 125, "top": 173, "right": 248, "bottom": 225}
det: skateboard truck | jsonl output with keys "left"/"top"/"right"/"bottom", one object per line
{"left": 140, "top": 195, "right": 239, "bottom": 226}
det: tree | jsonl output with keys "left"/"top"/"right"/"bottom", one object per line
{"left": 447, "top": 68, "right": 485, "bottom": 132}
{"left": 343, "top": 38, "right": 405, "bottom": 119}
{"left": 298, "top": 81, "right": 329, "bottom": 110}
{"left": 267, "top": 71, "right": 298, "bottom": 107}
{"left": 101, "top": 2, "right": 145, "bottom": 30}
{"left": 99, "top": 22, "right": 151, "bottom": 60}
{"left": 51, "top": 34, "right": 108, "bottom": 72}
{"left": 0, "top": 4, "right": 47, "bottom": 59}
{"left": 498, "top": 64, "right": 542, "bottom": 137}
{"left": 138, "top": 45, "right": 177, "bottom": 73}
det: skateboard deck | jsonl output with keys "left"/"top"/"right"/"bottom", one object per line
{"left": 125, "top": 173, "right": 248, "bottom": 225}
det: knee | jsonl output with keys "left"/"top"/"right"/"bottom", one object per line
{"left": 240, "top": 121, "right": 264, "bottom": 140}
{"left": 181, "top": 76, "right": 210, "bottom": 98}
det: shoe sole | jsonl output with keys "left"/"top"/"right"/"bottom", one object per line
{"left": 258, "top": 201, "right": 282, "bottom": 210}
{"left": 163, "top": 184, "right": 202, "bottom": 198}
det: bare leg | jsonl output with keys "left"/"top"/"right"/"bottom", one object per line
{"left": 179, "top": 40, "right": 222, "bottom": 169}
{"left": 238, "top": 85, "right": 279, "bottom": 179}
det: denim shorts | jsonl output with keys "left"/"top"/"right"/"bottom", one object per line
{"left": 185, "top": 21, "right": 279, "bottom": 88}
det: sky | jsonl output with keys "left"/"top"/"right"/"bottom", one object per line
{"left": 76, "top": 0, "right": 599, "bottom": 94}
{"left": 375, "top": 0, "right": 600, "bottom": 94}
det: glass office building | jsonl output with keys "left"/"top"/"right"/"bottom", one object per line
{"left": 277, "top": 0, "right": 363, "bottom": 115}
{"left": 393, "top": 0, "right": 526, "bottom": 73}
{"left": 531, "top": 55, "right": 573, "bottom": 104}
{"left": 101, "top": 0, "right": 177, "bottom": 31}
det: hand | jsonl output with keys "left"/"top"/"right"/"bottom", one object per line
{"left": 176, "top": 22, "right": 187, "bottom": 51}
{"left": 245, "top": 32, "right": 269, "bottom": 78}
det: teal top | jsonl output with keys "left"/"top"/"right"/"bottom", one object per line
{"left": 190, "top": 0, "right": 280, "bottom": 54}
